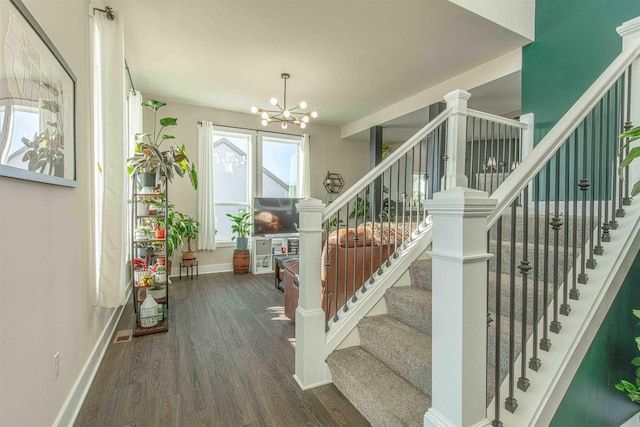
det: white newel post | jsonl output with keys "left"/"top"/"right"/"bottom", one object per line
{"left": 294, "top": 198, "right": 332, "bottom": 390}
{"left": 424, "top": 187, "right": 496, "bottom": 427}
{"left": 520, "top": 113, "right": 535, "bottom": 203}
{"left": 618, "top": 16, "right": 640, "bottom": 194}
{"left": 442, "top": 89, "right": 471, "bottom": 190}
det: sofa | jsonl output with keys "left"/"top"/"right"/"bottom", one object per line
{"left": 283, "top": 222, "right": 413, "bottom": 322}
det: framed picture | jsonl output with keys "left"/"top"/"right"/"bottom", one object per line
{"left": 0, "top": 0, "right": 77, "bottom": 187}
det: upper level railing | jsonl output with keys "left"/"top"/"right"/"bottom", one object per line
{"left": 318, "top": 91, "right": 529, "bottom": 333}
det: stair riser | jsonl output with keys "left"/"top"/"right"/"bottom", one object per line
{"left": 409, "top": 259, "right": 432, "bottom": 291}
{"left": 385, "top": 289, "right": 432, "bottom": 335}
{"left": 358, "top": 316, "right": 432, "bottom": 395}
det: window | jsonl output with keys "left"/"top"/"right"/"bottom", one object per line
{"left": 259, "top": 135, "right": 300, "bottom": 197}
{"left": 210, "top": 126, "right": 303, "bottom": 242}
{"left": 0, "top": 105, "right": 40, "bottom": 168}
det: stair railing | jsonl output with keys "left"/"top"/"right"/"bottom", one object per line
{"left": 483, "top": 42, "right": 640, "bottom": 426}
{"left": 295, "top": 90, "right": 530, "bottom": 390}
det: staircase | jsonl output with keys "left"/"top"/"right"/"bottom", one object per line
{"left": 326, "top": 212, "right": 578, "bottom": 426}
{"left": 295, "top": 35, "right": 640, "bottom": 427}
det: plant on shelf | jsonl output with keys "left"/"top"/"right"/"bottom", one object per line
{"left": 619, "top": 125, "right": 640, "bottom": 196}
{"left": 226, "top": 211, "right": 253, "bottom": 250}
{"left": 127, "top": 99, "right": 198, "bottom": 190}
{"left": 615, "top": 308, "right": 640, "bottom": 403}
{"left": 135, "top": 225, "right": 154, "bottom": 241}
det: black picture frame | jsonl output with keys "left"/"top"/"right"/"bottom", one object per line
{"left": 0, "top": 0, "right": 77, "bottom": 187}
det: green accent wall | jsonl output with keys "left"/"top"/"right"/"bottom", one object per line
{"left": 550, "top": 250, "right": 640, "bottom": 426}
{"left": 521, "top": 0, "right": 639, "bottom": 144}
{"left": 523, "top": 2, "right": 640, "bottom": 424}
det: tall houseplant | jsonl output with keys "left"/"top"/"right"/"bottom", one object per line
{"left": 127, "top": 100, "right": 198, "bottom": 190}
{"left": 174, "top": 212, "right": 199, "bottom": 264}
{"left": 226, "top": 212, "right": 253, "bottom": 250}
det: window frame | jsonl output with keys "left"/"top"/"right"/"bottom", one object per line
{"left": 210, "top": 125, "right": 304, "bottom": 245}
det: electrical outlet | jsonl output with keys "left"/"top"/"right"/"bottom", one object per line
{"left": 53, "top": 352, "right": 60, "bottom": 380}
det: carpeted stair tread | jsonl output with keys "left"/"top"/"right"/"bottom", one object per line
{"left": 409, "top": 259, "right": 432, "bottom": 290}
{"left": 385, "top": 287, "right": 432, "bottom": 335}
{"left": 487, "top": 313, "right": 525, "bottom": 376}
{"left": 488, "top": 239, "right": 575, "bottom": 282}
{"left": 488, "top": 270, "right": 556, "bottom": 325}
{"left": 327, "top": 347, "right": 431, "bottom": 427}
{"left": 358, "top": 315, "right": 432, "bottom": 395}
{"left": 491, "top": 213, "right": 585, "bottom": 247}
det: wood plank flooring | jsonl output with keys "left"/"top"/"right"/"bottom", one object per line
{"left": 74, "top": 272, "right": 369, "bottom": 427}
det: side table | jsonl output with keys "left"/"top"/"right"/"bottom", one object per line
{"left": 274, "top": 255, "right": 298, "bottom": 292}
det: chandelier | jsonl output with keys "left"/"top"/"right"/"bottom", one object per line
{"left": 251, "top": 73, "right": 318, "bottom": 129}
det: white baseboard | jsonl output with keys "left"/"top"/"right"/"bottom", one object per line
{"left": 169, "top": 262, "right": 233, "bottom": 277}
{"left": 53, "top": 284, "right": 132, "bottom": 427}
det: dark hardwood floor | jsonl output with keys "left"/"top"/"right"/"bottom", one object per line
{"left": 74, "top": 271, "right": 369, "bottom": 427}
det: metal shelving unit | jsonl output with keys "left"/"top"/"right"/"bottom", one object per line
{"left": 130, "top": 174, "right": 169, "bottom": 336}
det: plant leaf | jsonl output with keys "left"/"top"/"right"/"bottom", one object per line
{"left": 631, "top": 180, "right": 640, "bottom": 197}
{"left": 141, "top": 100, "right": 166, "bottom": 111}
{"left": 189, "top": 164, "right": 198, "bottom": 190}
{"left": 159, "top": 117, "right": 178, "bottom": 127}
{"left": 41, "top": 99, "right": 59, "bottom": 113}
{"left": 161, "top": 134, "right": 175, "bottom": 140}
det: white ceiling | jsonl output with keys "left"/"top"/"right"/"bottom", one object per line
{"left": 361, "top": 70, "right": 522, "bottom": 144}
{"left": 114, "top": 0, "right": 530, "bottom": 130}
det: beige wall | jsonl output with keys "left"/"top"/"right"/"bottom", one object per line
{"left": 0, "top": 0, "right": 116, "bottom": 426}
{"left": 141, "top": 96, "right": 370, "bottom": 270}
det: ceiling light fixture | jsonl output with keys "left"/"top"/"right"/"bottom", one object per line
{"left": 251, "top": 73, "right": 317, "bottom": 130}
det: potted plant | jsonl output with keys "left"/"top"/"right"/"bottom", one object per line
{"left": 226, "top": 212, "right": 253, "bottom": 250}
{"left": 616, "top": 308, "right": 640, "bottom": 403}
{"left": 127, "top": 100, "right": 198, "bottom": 190}
{"left": 174, "top": 212, "right": 199, "bottom": 265}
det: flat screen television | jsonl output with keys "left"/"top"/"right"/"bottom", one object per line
{"left": 253, "top": 198, "right": 302, "bottom": 236}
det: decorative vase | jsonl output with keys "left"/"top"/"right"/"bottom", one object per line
{"left": 137, "top": 172, "right": 157, "bottom": 189}
{"left": 236, "top": 237, "right": 249, "bottom": 250}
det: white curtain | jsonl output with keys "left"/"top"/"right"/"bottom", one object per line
{"left": 127, "top": 90, "right": 143, "bottom": 155}
{"left": 125, "top": 90, "right": 143, "bottom": 259}
{"left": 198, "top": 120, "right": 216, "bottom": 250}
{"left": 299, "top": 133, "right": 311, "bottom": 197}
{"left": 92, "top": 6, "right": 127, "bottom": 307}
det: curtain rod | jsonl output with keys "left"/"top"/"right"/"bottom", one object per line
{"left": 196, "top": 121, "right": 304, "bottom": 137}
{"left": 124, "top": 58, "right": 136, "bottom": 92}
{"left": 93, "top": 6, "right": 115, "bottom": 20}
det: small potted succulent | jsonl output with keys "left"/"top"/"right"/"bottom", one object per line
{"left": 154, "top": 264, "right": 167, "bottom": 285}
